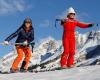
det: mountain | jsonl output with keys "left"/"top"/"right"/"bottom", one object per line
{"left": 0, "top": 30, "right": 100, "bottom": 72}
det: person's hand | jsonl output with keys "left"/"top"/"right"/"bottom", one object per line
{"left": 61, "top": 19, "right": 66, "bottom": 25}
{"left": 3, "top": 41, "right": 9, "bottom": 45}
{"left": 88, "top": 24, "right": 95, "bottom": 27}
{"left": 23, "top": 41, "right": 28, "bottom": 46}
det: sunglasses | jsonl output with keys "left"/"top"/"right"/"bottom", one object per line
{"left": 69, "top": 13, "right": 75, "bottom": 15}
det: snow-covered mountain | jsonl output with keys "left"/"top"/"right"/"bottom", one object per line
{"left": 0, "top": 30, "right": 100, "bottom": 72}
{"left": 75, "top": 30, "right": 100, "bottom": 66}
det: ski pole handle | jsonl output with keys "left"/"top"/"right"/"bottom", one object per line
{"left": 55, "top": 19, "right": 66, "bottom": 21}
{"left": 55, "top": 19, "right": 66, "bottom": 28}
{"left": 55, "top": 19, "right": 62, "bottom": 21}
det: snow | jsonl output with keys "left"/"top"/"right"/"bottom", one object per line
{"left": 0, "top": 65, "right": 100, "bottom": 80}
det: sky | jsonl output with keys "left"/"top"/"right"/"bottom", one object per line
{"left": 0, "top": 0, "right": 100, "bottom": 57}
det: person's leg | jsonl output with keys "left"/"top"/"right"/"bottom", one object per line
{"left": 21, "top": 47, "right": 31, "bottom": 70}
{"left": 60, "top": 38, "right": 69, "bottom": 68}
{"left": 11, "top": 46, "right": 23, "bottom": 70}
{"left": 67, "top": 37, "right": 75, "bottom": 67}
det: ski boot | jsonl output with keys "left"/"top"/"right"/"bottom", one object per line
{"left": 10, "top": 68, "right": 19, "bottom": 73}
{"left": 20, "top": 68, "right": 28, "bottom": 72}
{"left": 20, "top": 61, "right": 28, "bottom": 72}
{"left": 68, "top": 65, "right": 75, "bottom": 68}
{"left": 61, "top": 65, "right": 68, "bottom": 69}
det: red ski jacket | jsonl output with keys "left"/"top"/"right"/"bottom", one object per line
{"left": 62, "top": 19, "right": 89, "bottom": 38}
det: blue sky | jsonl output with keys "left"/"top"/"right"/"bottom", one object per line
{"left": 0, "top": 0, "right": 100, "bottom": 57}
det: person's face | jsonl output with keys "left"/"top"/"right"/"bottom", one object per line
{"left": 68, "top": 13, "right": 75, "bottom": 19}
{"left": 25, "top": 22, "right": 31, "bottom": 28}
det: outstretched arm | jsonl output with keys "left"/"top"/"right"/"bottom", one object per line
{"left": 5, "top": 27, "right": 21, "bottom": 42}
{"left": 77, "top": 21, "right": 90, "bottom": 28}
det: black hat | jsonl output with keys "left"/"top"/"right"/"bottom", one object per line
{"left": 24, "top": 17, "right": 32, "bottom": 24}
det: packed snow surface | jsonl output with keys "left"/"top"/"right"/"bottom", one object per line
{"left": 0, "top": 65, "right": 100, "bottom": 80}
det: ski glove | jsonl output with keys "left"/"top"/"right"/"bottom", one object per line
{"left": 88, "top": 24, "right": 95, "bottom": 27}
{"left": 23, "top": 40, "right": 28, "bottom": 46}
{"left": 4, "top": 41, "right": 9, "bottom": 45}
{"left": 61, "top": 19, "right": 66, "bottom": 25}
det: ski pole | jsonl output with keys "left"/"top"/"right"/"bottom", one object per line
{"left": 0, "top": 42, "right": 35, "bottom": 53}
{"left": 96, "top": 24, "right": 98, "bottom": 26}
{"left": 0, "top": 43, "right": 5, "bottom": 45}
{"left": 0, "top": 42, "right": 35, "bottom": 46}
{"left": 0, "top": 42, "right": 23, "bottom": 45}
{"left": 55, "top": 19, "right": 62, "bottom": 28}
{"left": 31, "top": 42, "right": 35, "bottom": 53}
{"left": 93, "top": 23, "right": 98, "bottom": 27}
{"left": 55, "top": 19, "right": 66, "bottom": 28}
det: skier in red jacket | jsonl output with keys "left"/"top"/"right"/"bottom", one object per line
{"left": 60, "top": 7, "right": 94, "bottom": 69}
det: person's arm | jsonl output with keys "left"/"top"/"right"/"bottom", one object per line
{"left": 5, "top": 27, "right": 21, "bottom": 42}
{"left": 77, "top": 21, "right": 93, "bottom": 28}
{"left": 28, "top": 28, "right": 34, "bottom": 42}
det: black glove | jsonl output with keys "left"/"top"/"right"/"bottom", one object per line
{"left": 88, "top": 24, "right": 94, "bottom": 27}
{"left": 61, "top": 19, "right": 66, "bottom": 25}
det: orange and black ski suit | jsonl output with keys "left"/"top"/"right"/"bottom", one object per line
{"left": 5, "top": 26, "right": 34, "bottom": 70}
{"left": 60, "top": 18, "right": 90, "bottom": 67}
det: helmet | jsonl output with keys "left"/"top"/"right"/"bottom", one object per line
{"left": 24, "top": 17, "right": 32, "bottom": 24}
{"left": 67, "top": 7, "right": 76, "bottom": 16}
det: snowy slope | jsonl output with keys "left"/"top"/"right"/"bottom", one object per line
{"left": 0, "top": 65, "right": 100, "bottom": 80}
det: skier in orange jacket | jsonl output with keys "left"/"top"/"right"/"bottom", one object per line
{"left": 60, "top": 7, "right": 94, "bottom": 69}
{"left": 4, "top": 17, "right": 34, "bottom": 72}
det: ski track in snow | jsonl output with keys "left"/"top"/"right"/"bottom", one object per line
{"left": 0, "top": 65, "right": 100, "bottom": 80}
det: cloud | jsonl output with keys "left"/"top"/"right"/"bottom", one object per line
{"left": 0, "top": 0, "right": 30, "bottom": 15}
{"left": 39, "top": 20, "right": 50, "bottom": 27}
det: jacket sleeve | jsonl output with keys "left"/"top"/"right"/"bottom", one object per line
{"left": 28, "top": 28, "right": 34, "bottom": 42}
{"left": 77, "top": 21, "right": 89, "bottom": 28}
{"left": 5, "top": 27, "right": 21, "bottom": 42}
